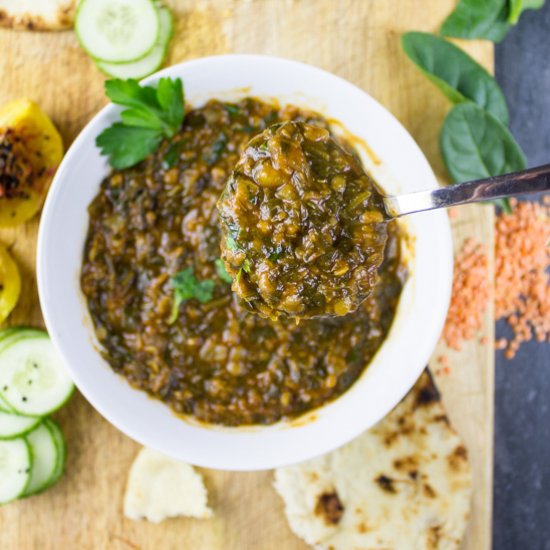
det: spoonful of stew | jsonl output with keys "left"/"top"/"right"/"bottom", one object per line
{"left": 217, "top": 121, "right": 550, "bottom": 321}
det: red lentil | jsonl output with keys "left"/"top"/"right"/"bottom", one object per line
{"left": 441, "top": 237, "right": 490, "bottom": 351}
{"left": 440, "top": 199, "right": 549, "bottom": 359}
{"left": 495, "top": 199, "right": 549, "bottom": 358}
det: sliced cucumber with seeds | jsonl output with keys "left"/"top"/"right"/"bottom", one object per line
{"left": 42, "top": 419, "right": 66, "bottom": 488}
{"left": 96, "top": 6, "right": 173, "bottom": 79}
{"left": 0, "top": 327, "right": 45, "bottom": 352}
{"left": 0, "top": 327, "right": 20, "bottom": 343}
{"left": 76, "top": 0, "right": 160, "bottom": 63}
{"left": 0, "top": 409, "right": 41, "bottom": 440}
{"left": 0, "top": 334, "right": 74, "bottom": 416}
{"left": 0, "top": 395, "right": 11, "bottom": 412}
{"left": 0, "top": 437, "right": 31, "bottom": 504}
{"left": 22, "top": 422, "right": 58, "bottom": 496}
{"left": 0, "top": 328, "right": 48, "bottom": 413}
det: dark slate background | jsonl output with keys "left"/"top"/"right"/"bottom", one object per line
{"left": 494, "top": 4, "right": 550, "bottom": 549}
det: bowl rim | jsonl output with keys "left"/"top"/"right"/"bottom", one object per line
{"left": 37, "top": 54, "right": 453, "bottom": 470}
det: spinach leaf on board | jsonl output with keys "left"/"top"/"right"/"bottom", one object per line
{"left": 440, "top": 103, "right": 526, "bottom": 199}
{"left": 402, "top": 32, "right": 509, "bottom": 124}
{"left": 508, "top": 0, "right": 545, "bottom": 23}
{"left": 441, "top": 0, "right": 510, "bottom": 42}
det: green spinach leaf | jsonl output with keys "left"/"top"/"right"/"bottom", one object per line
{"left": 508, "top": 0, "right": 545, "bottom": 23}
{"left": 441, "top": 0, "right": 510, "bottom": 42}
{"left": 402, "top": 32, "right": 509, "bottom": 124}
{"left": 440, "top": 103, "right": 526, "bottom": 184}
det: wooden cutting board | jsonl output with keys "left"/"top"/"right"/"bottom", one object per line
{"left": 0, "top": 1, "right": 494, "bottom": 548}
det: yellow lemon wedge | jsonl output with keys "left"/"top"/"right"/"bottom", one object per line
{"left": 0, "top": 99, "right": 63, "bottom": 226}
{"left": 0, "top": 244, "right": 21, "bottom": 323}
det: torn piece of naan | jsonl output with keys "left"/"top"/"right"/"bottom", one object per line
{"left": 0, "top": 0, "right": 76, "bottom": 31}
{"left": 274, "top": 371, "right": 473, "bottom": 550}
{"left": 124, "top": 447, "right": 213, "bottom": 524}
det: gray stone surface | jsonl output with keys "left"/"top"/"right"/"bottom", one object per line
{"left": 494, "top": 5, "right": 550, "bottom": 549}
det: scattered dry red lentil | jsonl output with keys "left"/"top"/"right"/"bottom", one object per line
{"left": 441, "top": 237, "right": 490, "bottom": 351}
{"left": 435, "top": 354, "right": 451, "bottom": 376}
{"left": 440, "top": 198, "right": 549, "bottom": 359}
{"left": 494, "top": 198, "right": 549, "bottom": 358}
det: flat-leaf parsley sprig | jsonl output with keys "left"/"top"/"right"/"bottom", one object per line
{"left": 169, "top": 267, "right": 215, "bottom": 324}
{"left": 96, "top": 77, "right": 184, "bottom": 169}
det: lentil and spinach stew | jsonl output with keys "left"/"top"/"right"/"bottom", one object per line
{"left": 218, "top": 120, "right": 388, "bottom": 320}
{"left": 81, "top": 97, "right": 406, "bottom": 426}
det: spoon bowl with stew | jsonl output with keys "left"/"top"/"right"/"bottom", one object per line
{"left": 218, "top": 121, "right": 550, "bottom": 321}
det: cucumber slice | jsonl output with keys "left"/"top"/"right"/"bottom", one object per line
{"left": 0, "top": 409, "right": 41, "bottom": 440}
{"left": 22, "top": 422, "right": 58, "bottom": 496}
{"left": 0, "top": 328, "right": 47, "bottom": 413}
{"left": 0, "top": 329, "right": 16, "bottom": 411}
{"left": 76, "top": 0, "right": 160, "bottom": 63}
{"left": 96, "top": 6, "right": 173, "bottom": 79}
{"left": 0, "top": 328, "right": 46, "bottom": 353}
{"left": 0, "top": 437, "right": 31, "bottom": 504}
{"left": 0, "top": 335, "right": 74, "bottom": 416}
{"left": 0, "top": 327, "right": 20, "bottom": 343}
{"left": 42, "top": 419, "right": 66, "bottom": 488}
{"left": 0, "top": 395, "right": 11, "bottom": 412}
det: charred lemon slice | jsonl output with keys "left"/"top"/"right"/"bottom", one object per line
{"left": 0, "top": 244, "right": 21, "bottom": 323}
{"left": 0, "top": 100, "right": 63, "bottom": 226}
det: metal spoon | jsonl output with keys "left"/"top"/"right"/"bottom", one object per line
{"left": 382, "top": 163, "right": 550, "bottom": 218}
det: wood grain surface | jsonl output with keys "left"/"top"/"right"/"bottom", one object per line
{"left": 0, "top": 1, "right": 494, "bottom": 548}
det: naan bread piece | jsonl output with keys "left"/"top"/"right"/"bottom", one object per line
{"left": 124, "top": 448, "right": 213, "bottom": 523}
{"left": 0, "top": 0, "right": 75, "bottom": 31}
{"left": 274, "top": 371, "right": 472, "bottom": 550}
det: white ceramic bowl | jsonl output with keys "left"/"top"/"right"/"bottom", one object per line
{"left": 37, "top": 55, "right": 452, "bottom": 471}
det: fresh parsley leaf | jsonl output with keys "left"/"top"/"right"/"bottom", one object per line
{"left": 96, "top": 124, "right": 163, "bottom": 170}
{"left": 169, "top": 267, "right": 215, "bottom": 323}
{"left": 156, "top": 77, "right": 185, "bottom": 130}
{"left": 215, "top": 259, "right": 233, "bottom": 283}
{"left": 97, "top": 78, "right": 185, "bottom": 169}
{"left": 242, "top": 258, "right": 251, "bottom": 273}
{"left": 104, "top": 79, "right": 158, "bottom": 110}
{"left": 120, "top": 108, "right": 167, "bottom": 132}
